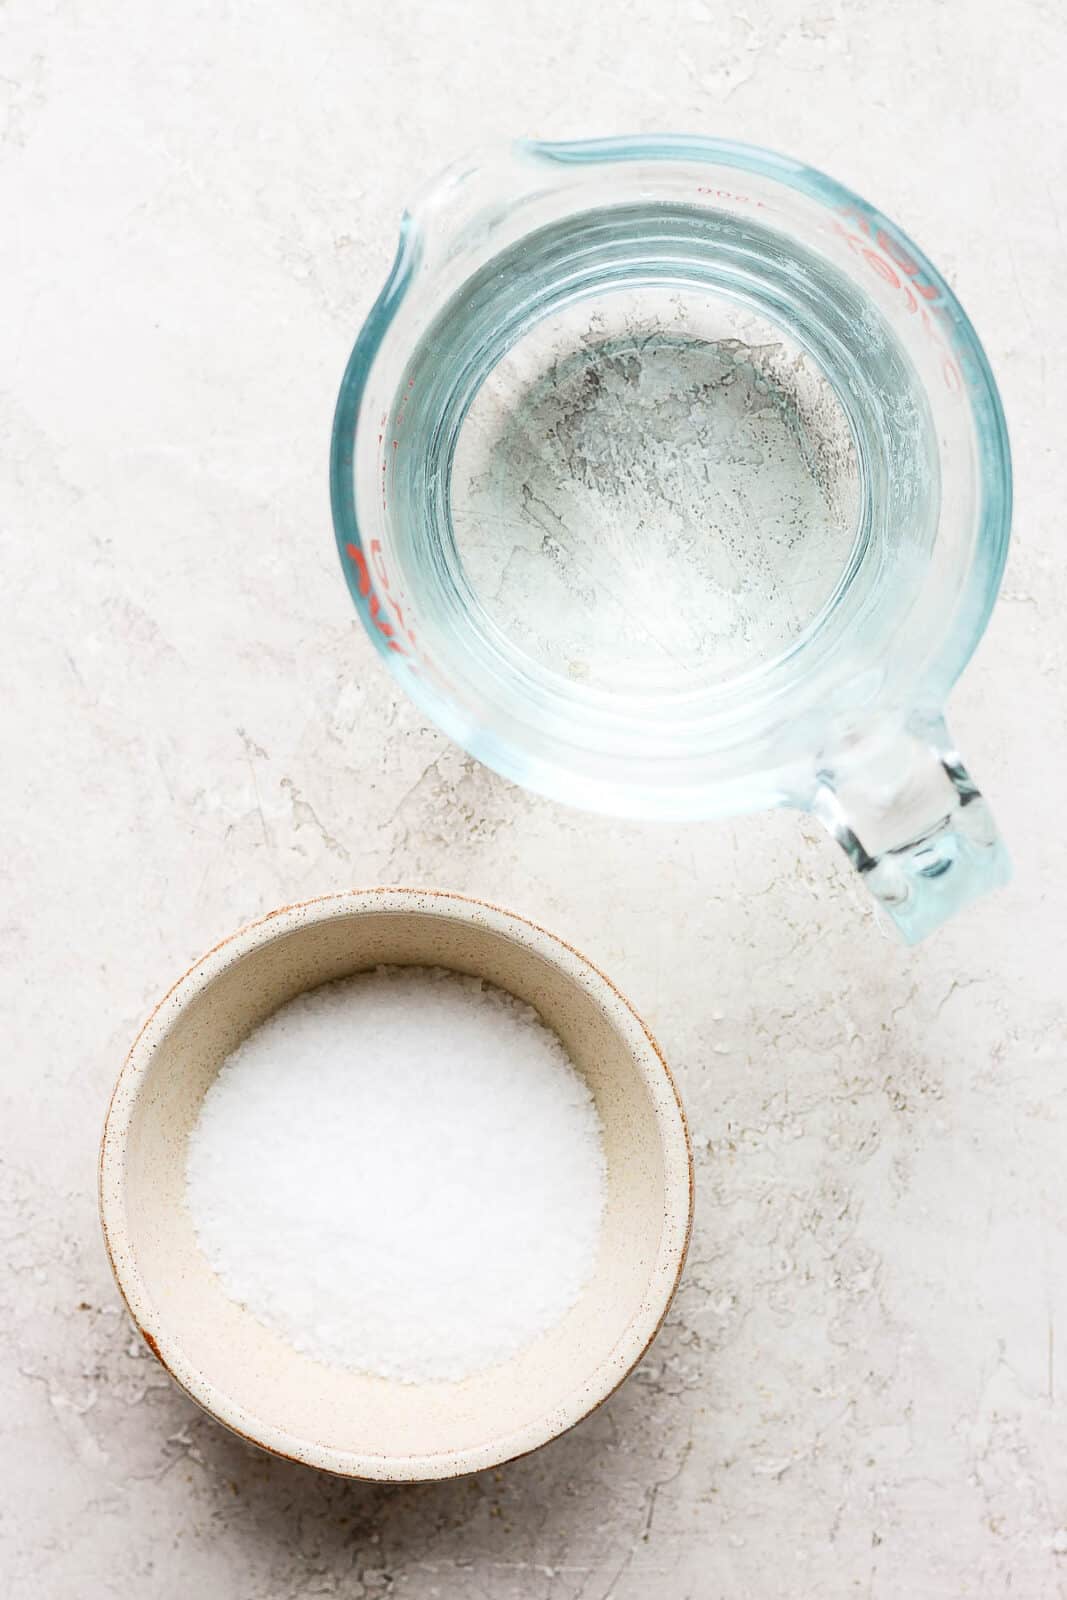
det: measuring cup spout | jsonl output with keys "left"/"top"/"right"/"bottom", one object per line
{"left": 810, "top": 713, "right": 1010, "bottom": 943}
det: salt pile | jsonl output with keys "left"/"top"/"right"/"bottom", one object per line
{"left": 184, "top": 966, "right": 606, "bottom": 1383}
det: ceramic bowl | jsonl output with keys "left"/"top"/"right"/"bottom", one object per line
{"left": 99, "top": 888, "right": 693, "bottom": 1481}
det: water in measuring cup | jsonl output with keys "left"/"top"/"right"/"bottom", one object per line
{"left": 391, "top": 204, "right": 936, "bottom": 707}
{"left": 451, "top": 287, "right": 862, "bottom": 695}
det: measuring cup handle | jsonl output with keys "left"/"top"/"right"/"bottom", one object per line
{"left": 810, "top": 713, "right": 1010, "bottom": 944}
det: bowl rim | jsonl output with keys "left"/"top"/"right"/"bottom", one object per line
{"left": 99, "top": 886, "right": 694, "bottom": 1480}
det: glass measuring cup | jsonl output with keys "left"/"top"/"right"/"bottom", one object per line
{"left": 330, "top": 137, "right": 1011, "bottom": 943}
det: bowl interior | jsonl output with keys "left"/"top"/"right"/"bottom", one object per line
{"left": 104, "top": 902, "right": 691, "bottom": 1478}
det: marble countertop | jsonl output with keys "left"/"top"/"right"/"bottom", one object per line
{"left": 4, "top": 1, "right": 1066, "bottom": 1595}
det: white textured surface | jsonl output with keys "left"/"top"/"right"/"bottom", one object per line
{"left": 2, "top": 2, "right": 1066, "bottom": 1596}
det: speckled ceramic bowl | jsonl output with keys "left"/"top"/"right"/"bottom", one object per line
{"left": 99, "top": 888, "right": 693, "bottom": 1481}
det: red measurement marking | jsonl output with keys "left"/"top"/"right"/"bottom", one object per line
{"left": 875, "top": 228, "right": 919, "bottom": 276}
{"left": 833, "top": 212, "right": 961, "bottom": 393}
{"left": 345, "top": 543, "right": 371, "bottom": 597}
{"left": 863, "top": 248, "right": 899, "bottom": 289}
{"left": 368, "top": 593, "right": 393, "bottom": 635}
{"left": 344, "top": 540, "right": 417, "bottom": 658}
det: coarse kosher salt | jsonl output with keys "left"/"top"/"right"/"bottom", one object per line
{"left": 184, "top": 966, "right": 607, "bottom": 1383}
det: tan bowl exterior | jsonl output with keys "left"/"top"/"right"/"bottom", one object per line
{"left": 99, "top": 888, "right": 693, "bottom": 1481}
